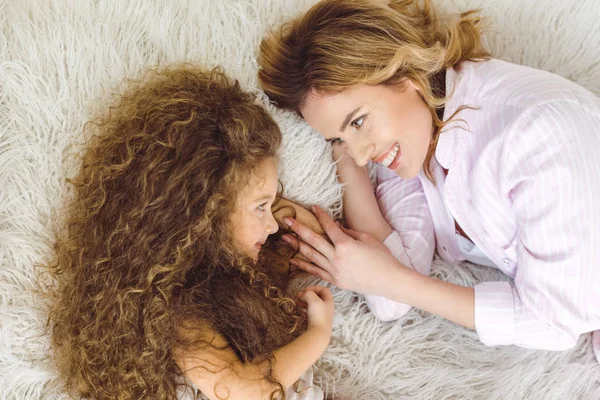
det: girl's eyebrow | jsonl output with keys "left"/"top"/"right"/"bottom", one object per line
{"left": 254, "top": 194, "right": 275, "bottom": 203}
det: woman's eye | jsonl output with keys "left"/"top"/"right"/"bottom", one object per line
{"left": 351, "top": 116, "right": 365, "bottom": 129}
{"left": 257, "top": 202, "right": 267, "bottom": 211}
{"left": 332, "top": 138, "right": 344, "bottom": 144}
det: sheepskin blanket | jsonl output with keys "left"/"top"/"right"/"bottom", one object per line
{"left": 1, "top": 0, "right": 599, "bottom": 399}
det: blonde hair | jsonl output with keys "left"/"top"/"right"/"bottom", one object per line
{"left": 258, "top": 0, "right": 489, "bottom": 179}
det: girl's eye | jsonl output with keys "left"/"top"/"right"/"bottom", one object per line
{"left": 332, "top": 138, "right": 344, "bottom": 145}
{"left": 351, "top": 116, "right": 365, "bottom": 129}
{"left": 257, "top": 202, "right": 267, "bottom": 211}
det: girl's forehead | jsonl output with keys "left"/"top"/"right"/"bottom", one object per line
{"left": 238, "top": 158, "right": 279, "bottom": 202}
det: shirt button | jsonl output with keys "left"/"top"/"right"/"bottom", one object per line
{"left": 442, "top": 246, "right": 447, "bottom": 252}
{"left": 503, "top": 259, "right": 510, "bottom": 266}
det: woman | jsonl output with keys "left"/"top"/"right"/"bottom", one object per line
{"left": 257, "top": 0, "right": 600, "bottom": 360}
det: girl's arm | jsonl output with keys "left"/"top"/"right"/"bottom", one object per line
{"left": 176, "top": 286, "right": 333, "bottom": 400}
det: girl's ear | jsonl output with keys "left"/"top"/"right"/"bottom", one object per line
{"left": 272, "top": 198, "right": 325, "bottom": 235}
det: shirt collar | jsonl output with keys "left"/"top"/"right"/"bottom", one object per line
{"left": 434, "top": 64, "right": 468, "bottom": 170}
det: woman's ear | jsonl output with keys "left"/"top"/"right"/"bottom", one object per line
{"left": 403, "top": 79, "right": 421, "bottom": 92}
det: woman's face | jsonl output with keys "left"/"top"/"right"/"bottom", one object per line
{"left": 230, "top": 157, "right": 280, "bottom": 261}
{"left": 300, "top": 81, "right": 434, "bottom": 179}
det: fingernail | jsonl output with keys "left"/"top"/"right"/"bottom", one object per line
{"left": 311, "top": 205, "right": 316, "bottom": 213}
{"left": 281, "top": 235, "right": 291, "bottom": 243}
{"left": 289, "top": 259, "right": 298, "bottom": 266}
{"left": 283, "top": 217, "right": 293, "bottom": 227}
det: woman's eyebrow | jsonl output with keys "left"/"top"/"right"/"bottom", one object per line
{"left": 339, "top": 106, "right": 361, "bottom": 132}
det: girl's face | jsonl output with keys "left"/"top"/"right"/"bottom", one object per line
{"left": 231, "top": 157, "right": 280, "bottom": 261}
{"left": 300, "top": 81, "right": 433, "bottom": 179}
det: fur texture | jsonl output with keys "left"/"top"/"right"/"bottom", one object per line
{"left": 1, "top": 0, "right": 599, "bottom": 399}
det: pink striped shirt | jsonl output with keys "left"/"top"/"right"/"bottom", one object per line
{"left": 367, "top": 59, "right": 600, "bottom": 351}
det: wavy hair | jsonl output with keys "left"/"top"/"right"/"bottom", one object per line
{"left": 46, "top": 65, "right": 305, "bottom": 399}
{"left": 257, "top": 0, "right": 489, "bottom": 179}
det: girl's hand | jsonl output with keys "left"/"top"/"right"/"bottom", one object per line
{"left": 296, "top": 286, "right": 334, "bottom": 335}
{"left": 282, "top": 206, "right": 402, "bottom": 296}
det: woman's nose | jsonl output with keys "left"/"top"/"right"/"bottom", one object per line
{"left": 346, "top": 139, "right": 375, "bottom": 167}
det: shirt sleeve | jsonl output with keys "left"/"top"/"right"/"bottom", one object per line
{"left": 362, "top": 164, "right": 436, "bottom": 322}
{"left": 474, "top": 101, "right": 600, "bottom": 350}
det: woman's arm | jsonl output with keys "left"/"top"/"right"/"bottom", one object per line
{"left": 176, "top": 287, "right": 333, "bottom": 400}
{"left": 325, "top": 148, "right": 436, "bottom": 321}
{"left": 468, "top": 101, "right": 600, "bottom": 350}
{"left": 380, "top": 265, "right": 475, "bottom": 329}
{"left": 335, "top": 152, "right": 391, "bottom": 241}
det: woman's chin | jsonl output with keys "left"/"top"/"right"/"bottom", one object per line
{"left": 392, "top": 161, "right": 420, "bottom": 179}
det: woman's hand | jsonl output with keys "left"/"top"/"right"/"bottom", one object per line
{"left": 284, "top": 206, "right": 477, "bottom": 330}
{"left": 282, "top": 205, "right": 403, "bottom": 296}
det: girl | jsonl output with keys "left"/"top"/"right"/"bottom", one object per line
{"left": 257, "top": 0, "right": 600, "bottom": 361}
{"left": 46, "top": 65, "right": 331, "bottom": 399}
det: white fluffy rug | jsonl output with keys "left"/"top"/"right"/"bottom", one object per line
{"left": 1, "top": 0, "right": 599, "bottom": 399}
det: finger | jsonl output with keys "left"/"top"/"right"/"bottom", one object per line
{"left": 281, "top": 234, "right": 299, "bottom": 251}
{"left": 281, "top": 230, "right": 329, "bottom": 268}
{"left": 294, "top": 238, "right": 331, "bottom": 270}
{"left": 284, "top": 217, "right": 335, "bottom": 259}
{"left": 300, "top": 289, "right": 321, "bottom": 305}
{"left": 305, "top": 286, "right": 333, "bottom": 302}
{"left": 290, "top": 258, "right": 335, "bottom": 284}
{"left": 312, "top": 205, "right": 349, "bottom": 245}
{"left": 282, "top": 235, "right": 322, "bottom": 264}
{"left": 295, "top": 298, "right": 308, "bottom": 309}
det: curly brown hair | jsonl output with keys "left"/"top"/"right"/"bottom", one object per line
{"left": 46, "top": 65, "right": 306, "bottom": 399}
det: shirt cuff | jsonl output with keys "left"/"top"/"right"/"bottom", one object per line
{"left": 382, "top": 230, "right": 412, "bottom": 268}
{"left": 474, "top": 281, "right": 516, "bottom": 346}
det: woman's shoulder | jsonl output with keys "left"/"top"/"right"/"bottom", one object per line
{"left": 440, "top": 60, "right": 600, "bottom": 171}
{"left": 449, "top": 58, "right": 599, "bottom": 113}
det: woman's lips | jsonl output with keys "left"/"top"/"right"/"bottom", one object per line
{"left": 373, "top": 142, "right": 401, "bottom": 168}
